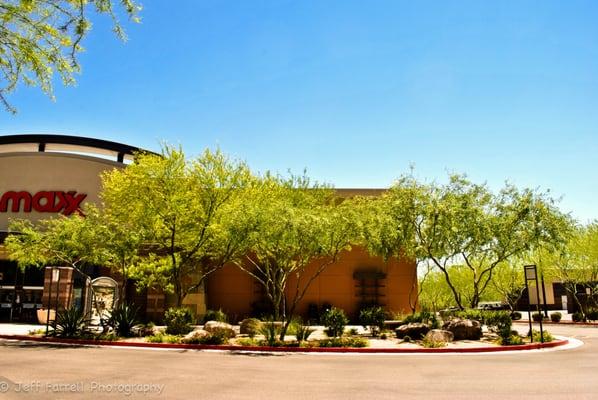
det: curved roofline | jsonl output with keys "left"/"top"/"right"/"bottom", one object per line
{"left": 0, "top": 134, "right": 156, "bottom": 163}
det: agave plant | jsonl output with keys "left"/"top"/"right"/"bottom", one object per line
{"left": 108, "top": 303, "right": 139, "bottom": 337}
{"left": 53, "top": 306, "right": 90, "bottom": 338}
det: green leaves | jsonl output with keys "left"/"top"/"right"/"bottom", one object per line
{"left": 0, "top": 0, "right": 141, "bottom": 113}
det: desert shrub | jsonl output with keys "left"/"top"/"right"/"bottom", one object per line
{"left": 198, "top": 330, "right": 231, "bottom": 345}
{"left": 345, "top": 327, "right": 359, "bottom": 336}
{"left": 380, "top": 332, "right": 388, "bottom": 340}
{"left": 484, "top": 311, "right": 512, "bottom": 342}
{"left": 321, "top": 307, "right": 348, "bottom": 338}
{"left": 550, "top": 312, "right": 562, "bottom": 323}
{"left": 239, "top": 318, "right": 262, "bottom": 338}
{"left": 54, "top": 306, "right": 89, "bottom": 338}
{"left": 203, "top": 309, "right": 228, "bottom": 323}
{"left": 532, "top": 329, "right": 554, "bottom": 343}
{"left": 260, "top": 320, "right": 281, "bottom": 346}
{"left": 164, "top": 307, "right": 194, "bottom": 335}
{"left": 294, "top": 322, "right": 314, "bottom": 342}
{"left": 403, "top": 311, "right": 439, "bottom": 329}
{"left": 451, "top": 309, "right": 484, "bottom": 323}
{"left": 532, "top": 312, "right": 545, "bottom": 322}
{"left": 422, "top": 337, "right": 446, "bottom": 348}
{"left": 134, "top": 322, "right": 156, "bottom": 337}
{"left": 359, "top": 306, "right": 387, "bottom": 336}
{"left": 503, "top": 334, "right": 524, "bottom": 345}
{"left": 572, "top": 311, "right": 585, "bottom": 322}
{"left": 586, "top": 309, "right": 598, "bottom": 321}
{"left": 107, "top": 303, "right": 139, "bottom": 337}
{"left": 146, "top": 332, "right": 181, "bottom": 343}
{"left": 317, "top": 337, "right": 368, "bottom": 348}
{"left": 511, "top": 311, "right": 522, "bottom": 320}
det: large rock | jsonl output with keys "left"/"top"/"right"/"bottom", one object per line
{"left": 183, "top": 329, "right": 210, "bottom": 342}
{"left": 442, "top": 318, "right": 482, "bottom": 340}
{"left": 395, "top": 323, "right": 430, "bottom": 340}
{"left": 203, "top": 321, "right": 236, "bottom": 338}
{"left": 424, "top": 329, "right": 454, "bottom": 343}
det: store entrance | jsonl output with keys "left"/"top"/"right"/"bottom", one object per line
{"left": 0, "top": 261, "right": 44, "bottom": 323}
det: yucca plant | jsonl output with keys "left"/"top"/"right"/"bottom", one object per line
{"left": 295, "top": 323, "right": 314, "bottom": 342}
{"left": 54, "top": 306, "right": 90, "bottom": 338}
{"left": 108, "top": 303, "right": 139, "bottom": 337}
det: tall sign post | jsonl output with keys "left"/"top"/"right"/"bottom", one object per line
{"left": 524, "top": 265, "right": 544, "bottom": 343}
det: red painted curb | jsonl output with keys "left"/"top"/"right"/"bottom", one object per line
{"left": 513, "top": 320, "right": 598, "bottom": 327}
{"left": 0, "top": 334, "right": 569, "bottom": 354}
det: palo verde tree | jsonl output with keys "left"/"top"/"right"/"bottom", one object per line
{"left": 0, "top": 0, "right": 141, "bottom": 113}
{"left": 101, "top": 146, "right": 255, "bottom": 307}
{"left": 235, "top": 174, "right": 359, "bottom": 340}
{"left": 385, "top": 174, "right": 571, "bottom": 310}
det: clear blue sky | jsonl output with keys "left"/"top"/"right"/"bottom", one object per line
{"left": 1, "top": 1, "right": 597, "bottom": 222}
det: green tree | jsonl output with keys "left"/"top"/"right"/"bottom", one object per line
{"left": 383, "top": 174, "right": 571, "bottom": 310}
{"left": 0, "top": 0, "right": 140, "bottom": 113}
{"left": 235, "top": 174, "right": 358, "bottom": 340}
{"left": 101, "top": 147, "right": 254, "bottom": 307}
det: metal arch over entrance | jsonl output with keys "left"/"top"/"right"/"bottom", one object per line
{"left": 0, "top": 134, "right": 155, "bottom": 163}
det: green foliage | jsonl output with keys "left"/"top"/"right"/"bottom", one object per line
{"left": 239, "top": 318, "right": 262, "bottom": 338}
{"left": 550, "top": 312, "right": 562, "bottom": 323}
{"left": 422, "top": 337, "right": 446, "bottom": 348}
{"left": 532, "top": 329, "right": 554, "bottom": 343}
{"left": 503, "top": 334, "right": 524, "bottom": 345}
{"left": 164, "top": 307, "right": 194, "bottom": 335}
{"left": 345, "top": 327, "right": 359, "bottom": 336}
{"left": 259, "top": 321, "right": 281, "bottom": 346}
{"left": 359, "top": 306, "right": 387, "bottom": 336}
{"left": 321, "top": 307, "right": 348, "bottom": 338}
{"left": 572, "top": 312, "right": 585, "bottom": 322}
{"left": 532, "top": 312, "right": 545, "bottom": 322}
{"left": 294, "top": 323, "right": 315, "bottom": 342}
{"left": 108, "top": 303, "right": 139, "bottom": 337}
{"left": 183, "top": 330, "right": 232, "bottom": 345}
{"left": 317, "top": 337, "right": 368, "bottom": 348}
{"left": 0, "top": 0, "right": 141, "bottom": 113}
{"left": 203, "top": 309, "right": 228, "bottom": 323}
{"left": 236, "top": 337, "right": 259, "bottom": 346}
{"left": 146, "top": 333, "right": 181, "bottom": 344}
{"left": 586, "top": 309, "right": 598, "bottom": 322}
{"left": 511, "top": 311, "right": 522, "bottom": 320}
{"left": 403, "top": 311, "right": 439, "bottom": 329}
{"left": 102, "top": 147, "right": 255, "bottom": 307}
{"left": 53, "top": 306, "right": 89, "bottom": 338}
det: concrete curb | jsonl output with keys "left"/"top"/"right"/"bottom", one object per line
{"left": 513, "top": 320, "right": 598, "bottom": 327}
{"left": 0, "top": 334, "right": 569, "bottom": 354}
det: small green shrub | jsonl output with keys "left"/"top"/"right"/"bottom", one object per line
{"left": 237, "top": 337, "right": 258, "bottom": 346}
{"left": 346, "top": 327, "right": 359, "bottom": 336}
{"left": 532, "top": 312, "right": 544, "bottom": 322}
{"left": 317, "top": 337, "right": 368, "bottom": 348}
{"left": 260, "top": 321, "right": 281, "bottom": 346}
{"left": 550, "top": 312, "right": 562, "bottom": 323}
{"left": 586, "top": 309, "right": 598, "bottom": 321}
{"left": 572, "top": 311, "right": 585, "bottom": 322}
{"left": 502, "top": 334, "right": 524, "bottom": 345}
{"left": 164, "top": 307, "right": 194, "bottom": 335}
{"left": 422, "top": 337, "right": 446, "bottom": 348}
{"left": 531, "top": 329, "right": 554, "bottom": 343}
{"left": 203, "top": 309, "right": 228, "bottom": 323}
{"left": 404, "top": 311, "right": 439, "bottom": 329}
{"left": 54, "top": 306, "right": 90, "bottom": 338}
{"left": 239, "top": 318, "right": 262, "bottom": 338}
{"left": 321, "top": 307, "right": 348, "bottom": 338}
{"left": 108, "top": 303, "right": 139, "bottom": 337}
{"left": 294, "top": 323, "right": 314, "bottom": 342}
{"left": 511, "top": 311, "right": 522, "bottom": 321}
{"left": 146, "top": 333, "right": 181, "bottom": 343}
{"left": 359, "top": 306, "right": 387, "bottom": 337}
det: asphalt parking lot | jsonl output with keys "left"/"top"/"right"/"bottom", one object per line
{"left": 0, "top": 323, "right": 596, "bottom": 400}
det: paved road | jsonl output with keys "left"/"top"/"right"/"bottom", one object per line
{"left": 0, "top": 324, "right": 596, "bottom": 400}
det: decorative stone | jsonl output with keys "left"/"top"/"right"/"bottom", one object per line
{"left": 442, "top": 318, "right": 482, "bottom": 340}
{"left": 203, "top": 321, "right": 236, "bottom": 338}
{"left": 424, "top": 329, "right": 454, "bottom": 343}
{"left": 395, "top": 323, "right": 430, "bottom": 340}
{"left": 183, "top": 329, "right": 210, "bottom": 341}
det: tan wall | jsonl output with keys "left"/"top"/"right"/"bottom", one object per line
{"left": 0, "top": 152, "right": 122, "bottom": 232}
{"left": 206, "top": 246, "right": 416, "bottom": 321}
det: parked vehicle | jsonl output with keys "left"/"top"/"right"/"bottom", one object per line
{"left": 476, "top": 302, "right": 509, "bottom": 311}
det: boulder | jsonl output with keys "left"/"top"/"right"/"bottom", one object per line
{"left": 395, "top": 323, "right": 430, "bottom": 340}
{"left": 203, "top": 321, "right": 236, "bottom": 338}
{"left": 442, "top": 318, "right": 482, "bottom": 340}
{"left": 183, "top": 329, "right": 210, "bottom": 342}
{"left": 424, "top": 329, "right": 454, "bottom": 343}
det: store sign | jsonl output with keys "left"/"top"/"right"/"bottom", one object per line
{"left": 0, "top": 191, "right": 87, "bottom": 215}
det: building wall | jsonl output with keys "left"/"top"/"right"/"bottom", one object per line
{"left": 206, "top": 246, "right": 416, "bottom": 321}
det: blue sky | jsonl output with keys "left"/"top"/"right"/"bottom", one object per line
{"left": 1, "top": 1, "right": 597, "bottom": 222}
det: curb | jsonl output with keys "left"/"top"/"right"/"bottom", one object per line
{"left": 0, "top": 334, "right": 569, "bottom": 354}
{"left": 513, "top": 320, "right": 598, "bottom": 327}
